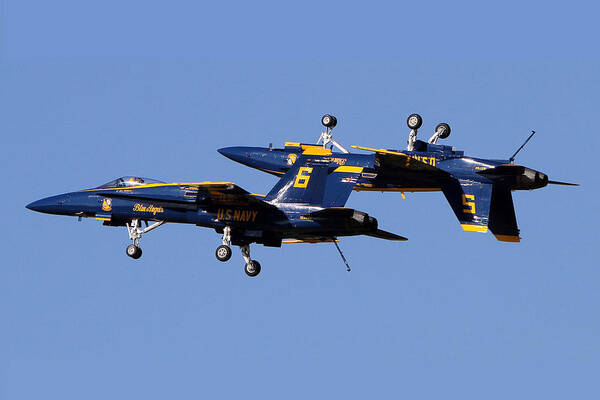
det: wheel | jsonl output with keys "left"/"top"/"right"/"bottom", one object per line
{"left": 126, "top": 244, "right": 142, "bottom": 259}
{"left": 244, "top": 260, "right": 261, "bottom": 277}
{"left": 435, "top": 123, "right": 451, "bottom": 139}
{"left": 215, "top": 245, "right": 232, "bottom": 262}
{"left": 407, "top": 113, "right": 423, "bottom": 129}
{"left": 321, "top": 114, "right": 337, "bottom": 128}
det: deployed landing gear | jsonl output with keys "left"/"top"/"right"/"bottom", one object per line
{"left": 216, "top": 245, "right": 232, "bottom": 262}
{"left": 406, "top": 113, "right": 423, "bottom": 151}
{"left": 124, "top": 219, "right": 165, "bottom": 260}
{"left": 316, "top": 113, "right": 349, "bottom": 153}
{"left": 428, "top": 122, "right": 451, "bottom": 144}
{"left": 216, "top": 226, "right": 233, "bottom": 262}
{"left": 216, "top": 227, "right": 261, "bottom": 276}
{"left": 240, "top": 244, "right": 261, "bottom": 277}
{"left": 126, "top": 244, "right": 142, "bottom": 259}
{"left": 244, "top": 260, "right": 261, "bottom": 277}
{"left": 407, "top": 113, "right": 423, "bottom": 129}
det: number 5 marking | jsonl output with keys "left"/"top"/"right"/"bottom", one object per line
{"left": 293, "top": 167, "right": 313, "bottom": 188}
{"left": 462, "top": 194, "right": 476, "bottom": 214}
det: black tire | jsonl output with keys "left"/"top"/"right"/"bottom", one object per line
{"left": 407, "top": 113, "right": 423, "bottom": 129}
{"left": 321, "top": 114, "right": 337, "bottom": 128}
{"left": 215, "top": 245, "right": 232, "bottom": 262}
{"left": 126, "top": 244, "right": 142, "bottom": 259}
{"left": 244, "top": 260, "right": 261, "bottom": 277}
{"left": 435, "top": 123, "right": 451, "bottom": 139}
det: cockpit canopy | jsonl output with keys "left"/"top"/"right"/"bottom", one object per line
{"left": 97, "top": 176, "right": 165, "bottom": 189}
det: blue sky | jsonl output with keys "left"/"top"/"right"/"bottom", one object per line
{"left": 1, "top": 1, "right": 598, "bottom": 399}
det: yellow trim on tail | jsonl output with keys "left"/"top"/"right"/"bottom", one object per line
{"left": 461, "top": 224, "right": 488, "bottom": 233}
{"left": 495, "top": 234, "right": 521, "bottom": 242}
{"left": 95, "top": 217, "right": 111, "bottom": 221}
{"left": 285, "top": 142, "right": 300, "bottom": 147}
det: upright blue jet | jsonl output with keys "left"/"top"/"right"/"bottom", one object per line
{"left": 27, "top": 148, "right": 405, "bottom": 277}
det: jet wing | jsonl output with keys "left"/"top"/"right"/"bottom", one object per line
{"left": 351, "top": 145, "right": 450, "bottom": 177}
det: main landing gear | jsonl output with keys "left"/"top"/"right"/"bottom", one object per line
{"left": 125, "top": 219, "right": 165, "bottom": 259}
{"left": 215, "top": 226, "right": 262, "bottom": 277}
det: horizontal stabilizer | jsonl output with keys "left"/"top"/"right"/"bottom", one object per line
{"left": 366, "top": 229, "right": 408, "bottom": 241}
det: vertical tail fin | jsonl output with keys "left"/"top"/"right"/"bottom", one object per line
{"left": 265, "top": 154, "right": 363, "bottom": 207}
{"left": 441, "top": 179, "right": 521, "bottom": 242}
{"left": 441, "top": 179, "right": 493, "bottom": 233}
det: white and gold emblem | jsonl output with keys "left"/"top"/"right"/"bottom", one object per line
{"left": 287, "top": 153, "right": 298, "bottom": 165}
{"left": 102, "top": 198, "right": 112, "bottom": 212}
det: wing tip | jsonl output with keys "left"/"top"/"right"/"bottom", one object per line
{"left": 461, "top": 224, "right": 489, "bottom": 233}
{"left": 494, "top": 234, "right": 521, "bottom": 243}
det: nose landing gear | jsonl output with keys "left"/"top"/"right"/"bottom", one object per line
{"left": 126, "top": 244, "right": 142, "bottom": 259}
{"left": 124, "top": 219, "right": 165, "bottom": 259}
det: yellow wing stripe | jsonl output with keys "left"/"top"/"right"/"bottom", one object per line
{"left": 285, "top": 142, "right": 301, "bottom": 147}
{"left": 351, "top": 145, "right": 408, "bottom": 157}
{"left": 333, "top": 166, "right": 364, "bottom": 173}
{"left": 81, "top": 182, "right": 235, "bottom": 192}
{"left": 461, "top": 224, "right": 489, "bottom": 233}
{"left": 301, "top": 145, "right": 332, "bottom": 156}
{"left": 354, "top": 186, "right": 441, "bottom": 192}
{"left": 283, "top": 239, "right": 339, "bottom": 244}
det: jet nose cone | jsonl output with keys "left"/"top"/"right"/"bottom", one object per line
{"left": 26, "top": 194, "right": 70, "bottom": 214}
{"left": 218, "top": 146, "right": 247, "bottom": 162}
{"left": 25, "top": 200, "right": 41, "bottom": 211}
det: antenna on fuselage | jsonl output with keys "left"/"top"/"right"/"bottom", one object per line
{"left": 317, "top": 114, "right": 349, "bottom": 153}
{"left": 509, "top": 130, "right": 536, "bottom": 163}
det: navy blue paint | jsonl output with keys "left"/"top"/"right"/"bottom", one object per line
{"left": 26, "top": 156, "right": 404, "bottom": 251}
{"left": 218, "top": 138, "right": 567, "bottom": 239}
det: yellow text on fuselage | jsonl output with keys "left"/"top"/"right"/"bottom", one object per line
{"left": 409, "top": 155, "right": 436, "bottom": 166}
{"left": 216, "top": 208, "right": 259, "bottom": 222}
{"left": 133, "top": 203, "right": 164, "bottom": 215}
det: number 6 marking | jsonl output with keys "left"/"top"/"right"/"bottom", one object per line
{"left": 293, "top": 167, "right": 313, "bottom": 188}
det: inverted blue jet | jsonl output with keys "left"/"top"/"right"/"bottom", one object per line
{"left": 27, "top": 150, "right": 405, "bottom": 277}
{"left": 218, "top": 114, "right": 577, "bottom": 242}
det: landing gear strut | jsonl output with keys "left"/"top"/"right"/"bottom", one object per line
{"left": 125, "top": 219, "right": 165, "bottom": 259}
{"left": 215, "top": 226, "right": 232, "bottom": 262}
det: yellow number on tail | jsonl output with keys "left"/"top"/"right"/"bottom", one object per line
{"left": 293, "top": 167, "right": 313, "bottom": 188}
{"left": 462, "top": 194, "right": 476, "bottom": 214}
